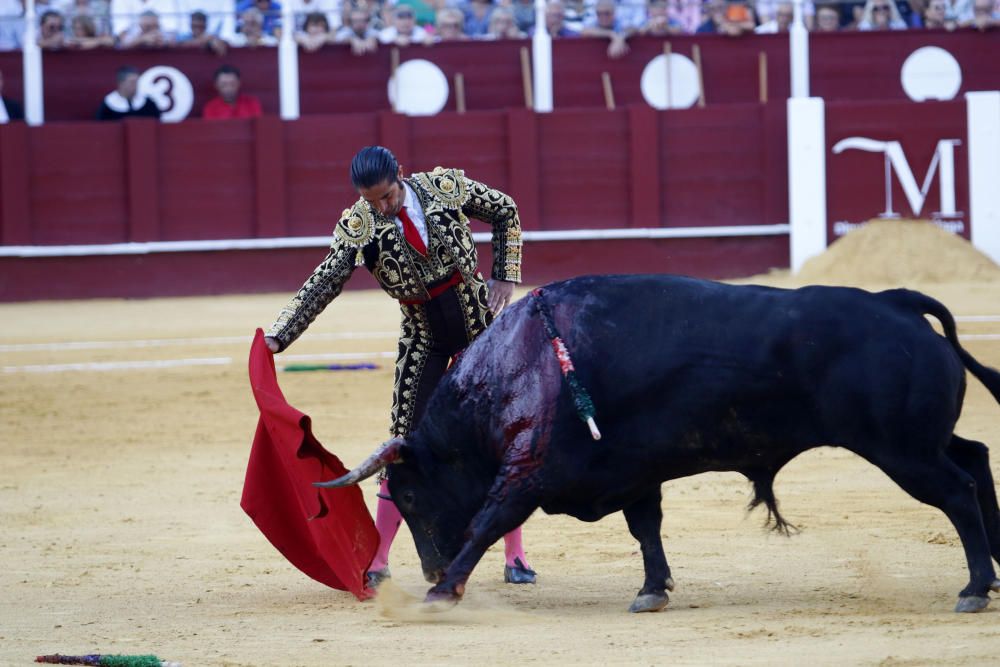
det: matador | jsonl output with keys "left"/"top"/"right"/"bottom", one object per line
{"left": 264, "top": 146, "right": 536, "bottom": 590}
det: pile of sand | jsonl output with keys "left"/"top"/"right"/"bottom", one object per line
{"left": 796, "top": 219, "right": 1000, "bottom": 285}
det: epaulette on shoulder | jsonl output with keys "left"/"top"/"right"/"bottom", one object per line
{"left": 334, "top": 199, "right": 375, "bottom": 266}
{"left": 417, "top": 167, "right": 469, "bottom": 208}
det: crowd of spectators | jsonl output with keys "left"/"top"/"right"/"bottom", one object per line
{"left": 0, "top": 0, "right": 997, "bottom": 54}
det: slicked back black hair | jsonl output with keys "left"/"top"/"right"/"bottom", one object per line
{"left": 351, "top": 146, "right": 399, "bottom": 190}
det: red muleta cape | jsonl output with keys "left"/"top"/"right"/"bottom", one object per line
{"left": 241, "top": 329, "right": 378, "bottom": 600}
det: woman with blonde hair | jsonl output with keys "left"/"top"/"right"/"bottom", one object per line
{"left": 483, "top": 6, "right": 525, "bottom": 38}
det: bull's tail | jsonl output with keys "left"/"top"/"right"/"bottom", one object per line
{"left": 746, "top": 469, "right": 797, "bottom": 536}
{"left": 885, "top": 289, "right": 1000, "bottom": 405}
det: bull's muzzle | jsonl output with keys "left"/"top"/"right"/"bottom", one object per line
{"left": 313, "top": 437, "right": 405, "bottom": 488}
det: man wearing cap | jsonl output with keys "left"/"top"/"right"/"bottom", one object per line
{"left": 264, "top": 145, "right": 535, "bottom": 590}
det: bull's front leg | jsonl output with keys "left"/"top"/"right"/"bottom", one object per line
{"left": 425, "top": 475, "right": 539, "bottom": 606}
{"left": 623, "top": 488, "right": 674, "bottom": 613}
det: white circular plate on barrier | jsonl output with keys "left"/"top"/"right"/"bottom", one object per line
{"left": 900, "top": 46, "right": 962, "bottom": 102}
{"left": 138, "top": 66, "right": 194, "bottom": 123}
{"left": 640, "top": 53, "right": 700, "bottom": 110}
{"left": 387, "top": 59, "right": 450, "bottom": 116}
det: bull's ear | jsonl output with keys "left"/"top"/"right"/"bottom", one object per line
{"left": 314, "top": 436, "right": 407, "bottom": 488}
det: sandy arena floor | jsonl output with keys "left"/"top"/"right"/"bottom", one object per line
{"left": 2, "top": 274, "right": 1000, "bottom": 666}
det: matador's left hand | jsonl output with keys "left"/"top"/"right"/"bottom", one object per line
{"left": 487, "top": 279, "right": 515, "bottom": 316}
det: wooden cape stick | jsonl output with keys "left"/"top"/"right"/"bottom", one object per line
{"left": 520, "top": 46, "right": 533, "bottom": 109}
{"left": 759, "top": 51, "right": 768, "bottom": 104}
{"left": 454, "top": 72, "right": 466, "bottom": 113}
{"left": 692, "top": 43, "right": 705, "bottom": 108}
{"left": 601, "top": 71, "right": 615, "bottom": 111}
{"left": 390, "top": 47, "right": 400, "bottom": 112}
{"left": 663, "top": 41, "right": 672, "bottom": 109}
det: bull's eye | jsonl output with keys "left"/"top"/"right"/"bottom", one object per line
{"left": 401, "top": 491, "right": 415, "bottom": 506}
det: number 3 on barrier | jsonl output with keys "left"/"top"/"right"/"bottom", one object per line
{"left": 138, "top": 66, "right": 195, "bottom": 123}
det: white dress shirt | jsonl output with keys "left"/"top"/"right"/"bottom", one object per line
{"left": 394, "top": 182, "right": 428, "bottom": 247}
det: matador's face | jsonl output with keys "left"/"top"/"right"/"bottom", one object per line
{"left": 358, "top": 167, "right": 406, "bottom": 219}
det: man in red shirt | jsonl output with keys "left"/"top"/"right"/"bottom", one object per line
{"left": 202, "top": 65, "right": 263, "bottom": 120}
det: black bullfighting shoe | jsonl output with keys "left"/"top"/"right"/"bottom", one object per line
{"left": 503, "top": 558, "right": 536, "bottom": 584}
{"left": 366, "top": 567, "right": 391, "bottom": 590}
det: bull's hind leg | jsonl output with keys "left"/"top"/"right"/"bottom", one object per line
{"left": 877, "top": 452, "right": 996, "bottom": 612}
{"left": 947, "top": 435, "right": 1000, "bottom": 591}
{"left": 623, "top": 488, "right": 674, "bottom": 613}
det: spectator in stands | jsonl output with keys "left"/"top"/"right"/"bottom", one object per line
{"left": 696, "top": 0, "right": 755, "bottom": 34}
{"left": 617, "top": 0, "right": 649, "bottom": 29}
{"left": 964, "top": 0, "right": 997, "bottom": 26}
{"left": 480, "top": 4, "right": 521, "bottom": 37}
{"left": 940, "top": 0, "right": 974, "bottom": 23}
{"left": 68, "top": 13, "right": 116, "bottom": 45}
{"left": 334, "top": 4, "right": 377, "bottom": 52}
{"left": 236, "top": 0, "right": 280, "bottom": 36}
{"left": 814, "top": 2, "right": 841, "bottom": 29}
{"left": 640, "top": 0, "right": 683, "bottom": 34}
{"left": 288, "top": 0, "right": 341, "bottom": 32}
{"left": 509, "top": 0, "right": 535, "bottom": 33}
{"left": 181, "top": 0, "right": 239, "bottom": 45}
{"left": 120, "top": 8, "right": 173, "bottom": 45}
{"left": 559, "top": 0, "right": 587, "bottom": 31}
{"left": 0, "top": 68, "right": 24, "bottom": 123}
{"left": 378, "top": 4, "right": 429, "bottom": 44}
{"left": 37, "top": 10, "right": 67, "bottom": 48}
{"left": 389, "top": 0, "right": 438, "bottom": 27}
{"left": 435, "top": 6, "right": 469, "bottom": 38}
{"left": 0, "top": 0, "right": 25, "bottom": 51}
{"left": 857, "top": 0, "right": 908, "bottom": 28}
{"left": 67, "top": 0, "right": 113, "bottom": 40}
{"left": 96, "top": 64, "right": 161, "bottom": 120}
{"left": 545, "top": 0, "right": 579, "bottom": 36}
{"left": 922, "top": 0, "right": 957, "bottom": 25}
{"left": 203, "top": 63, "right": 262, "bottom": 118}
{"left": 460, "top": 0, "right": 491, "bottom": 36}
{"left": 110, "top": 0, "right": 182, "bottom": 42}
{"left": 757, "top": 0, "right": 814, "bottom": 28}
{"left": 666, "top": 0, "right": 703, "bottom": 33}
{"left": 177, "top": 9, "right": 228, "bottom": 53}
{"left": 582, "top": 0, "right": 634, "bottom": 58}
{"left": 755, "top": 0, "right": 793, "bottom": 30}
{"left": 295, "top": 9, "right": 334, "bottom": 48}
{"left": 231, "top": 6, "right": 278, "bottom": 43}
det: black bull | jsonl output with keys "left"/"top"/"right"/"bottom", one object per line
{"left": 319, "top": 275, "right": 1000, "bottom": 613}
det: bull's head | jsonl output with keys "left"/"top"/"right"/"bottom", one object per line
{"left": 315, "top": 435, "right": 487, "bottom": 584}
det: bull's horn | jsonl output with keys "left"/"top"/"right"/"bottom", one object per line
{"left": 313, "top": 437, "right": 405, "bottom": 488}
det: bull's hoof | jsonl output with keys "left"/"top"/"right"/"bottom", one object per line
{"left": 991, "top": 578, "right": 1000, "bottom": 593}
{"left": 424, "top": 584, "right": 463, "bottom": 609}
{"left": 629, "top": 592, "right": 669, "bottom": 613}
{"left": 503, "top": 557, "right": 537, "bottom": 584}
{"left": 665, "top": 577, "right": 676, "bottom": 592}
{"left": 954, "top": 595, "right": 990, "bottom": 613}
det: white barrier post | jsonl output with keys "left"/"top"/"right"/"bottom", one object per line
{"left": 22, "top": 0, "right": 44, "bottom": 125}
{"left": 788, "top": 97, "right": 827, "bottom": 272}
{"left": 278, "top": 2, "right": 300, "bottom": 120}
{"left": 532, "top": 0, "right": 553, "bottom": 112}
{"left": 789, "top": 0, "right": 809, "bottom": 98}
{"left": 966, "top": 91, "right": 1000, "bottom": 265}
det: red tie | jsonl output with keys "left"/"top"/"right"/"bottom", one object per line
{"left": 398, "top": 206, "right": 427, "bottom": 256}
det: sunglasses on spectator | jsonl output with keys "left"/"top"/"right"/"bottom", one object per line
{"left": 872, "top": 4, "right": 891, "bottom": 10}
{"left": 397, "top": 10, "right": 414, "bottom": 17}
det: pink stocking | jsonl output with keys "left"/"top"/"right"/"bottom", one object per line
{"left": 503, "top": 526, "right": 530, "bottom": 568}
{"left": 370, "top": 479, "right": 402, "bottom": 573}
